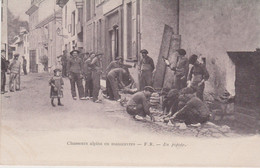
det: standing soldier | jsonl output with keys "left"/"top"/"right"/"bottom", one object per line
{"left": 187, "top": 54, "right": 210, "bottom": 100}
{"left": 82, "top": 52, "right": 93, "bottom": 99}
{"left": 67, "top": 50, "right": 84, "bottom": 100}
{"left": 22, "top": 56, "right": 27, "bottom": 75}
{"left": 1, "top": 50, "right": 8, "bottom": 94}
{"left": 88, "top": 53, "right": 102, "bottom": 103}
{"left": 173, "top": 49, "right": 189, "bottom": 90}
{"left": 61, "top": 50, "right": 68, "bottom": 77}
{"left": 139, "top": 49, "right": 155, "bottom": 90}
{"left": 9, "top": 54, "right": 21, "bottom": 92}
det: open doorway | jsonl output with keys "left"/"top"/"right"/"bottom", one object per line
{"left": 109, "top": 25, "right": 119, "bottom": 61}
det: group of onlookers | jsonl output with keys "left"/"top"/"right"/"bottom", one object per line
{"left": 1, "top": 49, "right": 27, "bottom": 94}
{"left": 53, "top": 49, "right": 136, "bottom": 106}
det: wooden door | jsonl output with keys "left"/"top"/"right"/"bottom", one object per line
{"left": 29, "top": 50, "right": 37, "bottom": 73}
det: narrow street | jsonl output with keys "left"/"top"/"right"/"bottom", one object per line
{"left": 2, "top": 73, "right": 259, "bottom": 166}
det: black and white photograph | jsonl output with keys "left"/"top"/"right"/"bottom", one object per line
{"left": 1, "top": 0, "right": 260, "bottom": 167}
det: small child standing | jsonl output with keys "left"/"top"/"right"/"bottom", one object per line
{"left": 49, "top": 68, "right": 64, "bottom": 107}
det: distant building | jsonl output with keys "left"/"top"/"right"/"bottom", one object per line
{"left": 12, "top": 27, "right": 30, "bottom": 73}
{"left": 26, "top": 0, "right": 63, "bottom": 73}
{"left": 56, "top": 0, "right": 178, "bottom": 84}
{"left": 1, "top": 0, "right": 8, "bottom": 58}
{"left": 56, "top": 0, "right": 84, "bottom": 53}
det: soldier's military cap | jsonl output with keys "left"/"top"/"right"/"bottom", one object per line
{"left": 70, "top": 49, "right": 80, "bottom": 56}
{"left": 140, "top": 49, "right": 148, "bottom": 54}
{"left": 176, "top": 49, "right": 186, "bottom": 56}
{"left": 188, "top": 54, "right": 198, "bottom": 64}
{"left": 144, "top": 86, "right": 155, "bottom": 93}
{"left": 14, "top": 53, "right": 20, "bottom": 57}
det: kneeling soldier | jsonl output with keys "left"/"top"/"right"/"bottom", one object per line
{"left": 126, "top": 86, "right": 155, "bottom": 121}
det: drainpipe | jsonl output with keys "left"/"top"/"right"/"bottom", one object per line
{"left": 176, "top": 0, "right": 179, "bottom": 35}
{"left": 137, "top": 0, "right": 141, "bottom": 61}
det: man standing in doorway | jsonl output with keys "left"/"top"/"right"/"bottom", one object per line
{"left": 139, "top": 49, "right": 155, "bottom": 90}
{"left": 9, "top": 54, "right": 21, "bottom": 92}
{"left": 22, "top": 56, "right": 27, "bottom": 75}
{"left": 1, "top": 50, "right": 8, "bottom": 94}
{"left": 67, "top": 50, "right": 84, "bottom": 100}
{"left": 187, "top": 54, "right": 210, "bottom": 100}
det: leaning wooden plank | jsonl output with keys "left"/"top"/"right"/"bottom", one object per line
{"left": 163, "top": 34, "right": 181, "bottom": 89}
{"left": 153, "top": 24, "right": 173, "bottom": 89}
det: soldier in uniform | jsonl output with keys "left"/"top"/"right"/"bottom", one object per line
{"left": 187, "top": 54, "right": 210, "bottom": 100}
{"left": 22, "top": 56, "right": 27, "bottom": 75}
{"left": 139, "top": 49, "right": 155, "bottom": 90}
{"left": 9, "top": 54, "right": 21, "bottom": 92}
{"left": 106, "top": 67, "right": 127, "bottom": 101}
{"left": 67, "top": 50, "right": 84, "bottom": 100}
{"left": 82, "top": 52, "right": 93, "bottom": 99}
{"left": 61, "top": 50, "right": 68, "bottom": 77}
{"left": 126, "top": 86, "right": 155, "bottom": 121}
{"left": 88, "top": 53, "right": 102, "bottom": 103}
{"left": 1, "top": 50, "right": 8, "bottom": 94}
{"left": 104, "top": 56, "right": 123, "bottom": 98}
{"left": 165, "top": 90, "right": 210, "bottom": 125}
{"left": 172, "top": 49, "right": 189, "bottom": 90}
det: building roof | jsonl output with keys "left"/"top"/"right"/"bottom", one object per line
{"left": 25, "top": 4, "right": 39, "bottom": 15}
{"left": 56, "top": 0, "right": 69, "bottom": 8}
{"left": 35, "top": 10, "right": 62, "bottom": 28}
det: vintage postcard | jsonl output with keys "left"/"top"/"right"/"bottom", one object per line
{"left": 1, "top": 0, "right": 260, "bottom": 167}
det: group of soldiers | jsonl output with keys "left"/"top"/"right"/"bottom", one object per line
{"left": 1, "top": 50, "right": 27, "bottom": 94}
{"left": 2, "top": 46, "right": 211, "bottom": 126}
{"left": 125, "top": 49, "right": 211, "bottom": 125}
{"left": 52, "top": 47, "right": 212, "bottom": 125}
{"left": 59, "top": 49, "right": 135, "bottom": 103}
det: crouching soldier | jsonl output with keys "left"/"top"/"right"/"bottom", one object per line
{"left": 126, "top": 86, "right": 155, "bottom": 121}
{"left": 166, "top": 89, "right": 210, "bottom": 125}
{"left": 162, "top": 89, "right": 179, "bottom": 116}
{"left": 107, "top": 68, "right": 127, "bottom": 101}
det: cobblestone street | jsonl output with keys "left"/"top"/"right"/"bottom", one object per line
{"left": 1, "top": 73, "right": 259, "bottom": 166}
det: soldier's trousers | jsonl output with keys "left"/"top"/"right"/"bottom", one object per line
{"left": 196, "top": 83, "right": 205, "bottom": 101}
{"left": 70, "top": 72, "right": 84, "bottom": 98}
{"left": 140, "top": 70, "right": 152, "bottom": 90}
{"left": 92, "top": 71, "right": 101, "bottom": 101}
{"left": 1, "top": 71, "right": 6, "bottom": 92}
{"left": 84, "top": 74, "right": 93, "bottom": 97}
{"left": 107, "top": 74, "right": 120, "bottom": 100}
{"left": 62, "top": 65, "right": 67, "bottom": 77}
{"left": 126, "top": 104, "right": 146, "bottom": 117}
{"left": 9, "top": 73, "right": 20, "bottom": 91}
{"left": 173, "top": 75, "right": 187, "bottom": 90}
{"left": 23, "top": 66, "right": 27, "bottom": 75}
